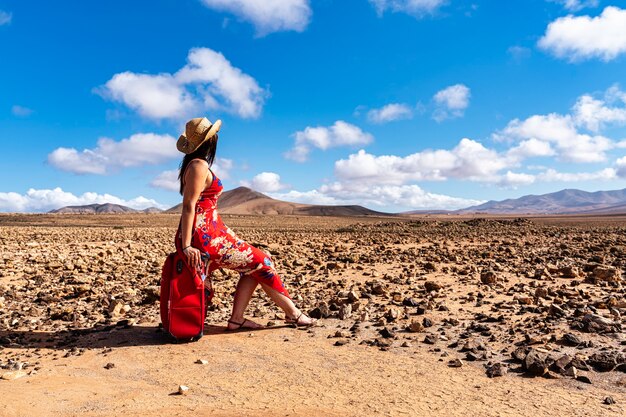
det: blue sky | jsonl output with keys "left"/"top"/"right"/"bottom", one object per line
{"left": 1, "top": 0, "right": 626, "bottom": 212}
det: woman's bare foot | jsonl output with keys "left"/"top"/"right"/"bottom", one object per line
{"left": 285, "top": 311, "right": 317, "bottom": 327}
{"left": 226, "top": 318, "right": 265, "bottom": 331}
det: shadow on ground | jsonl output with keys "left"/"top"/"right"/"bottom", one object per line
{"left": 0, "top": 322, "right": 284, "bottom": 350}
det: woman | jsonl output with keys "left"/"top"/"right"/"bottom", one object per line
{"left": 175, "top": 117, "right": 316, "bottom": 330}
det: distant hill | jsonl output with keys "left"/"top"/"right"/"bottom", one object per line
{"left": 50, "top": 203, "right": 136, "bottom": 214}
{"left": 142, "top": 207, "right": 164, "bottom": 214}
{"left": 401, "top": 209, "right": 452, "bottom": 215}
{"left": 566, "top": 202, "right": 626, "bottom": 215}
{"left": 166, "top": 186, "right": 389, "bottom": 217}
{"left": 49, "top": 204, "right": 162, "bottom": 214}
{"left": 459, "top": 188, "right": 626, "bottom": 215}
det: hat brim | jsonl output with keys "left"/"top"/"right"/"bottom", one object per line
{"left": 176, "top": 119, "right": 222, "bottom": 154}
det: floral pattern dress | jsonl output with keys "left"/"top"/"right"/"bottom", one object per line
{"left": 176, "top": 170, "right": 290, "bottom": 298}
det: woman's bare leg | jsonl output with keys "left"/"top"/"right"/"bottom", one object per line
{"left": 260, "top": 283, "right": 315, "bottom": 325}
{"left": 228, "top": 275, "right": 264, "bottom": 329}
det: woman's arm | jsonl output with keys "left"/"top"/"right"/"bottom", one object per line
{"left": 180, "top": 160, "right": 211, "bottom": 268}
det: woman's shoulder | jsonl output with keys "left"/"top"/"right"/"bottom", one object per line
{"left": 185, "top": 159, "right": 213, "bottom": 185}
{"left": 187, "top": 158, "right": 210, "bottom": 173}
{"left": 188, "top": 158, "right": 209, "bottom": 168}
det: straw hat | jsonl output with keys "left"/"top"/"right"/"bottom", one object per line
{"left": 176, "top": 117, "right": 222, "bottom": 154}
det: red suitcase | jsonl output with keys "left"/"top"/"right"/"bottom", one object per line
{"left": 160, "top": 249, "right": 212, "bottom": 341}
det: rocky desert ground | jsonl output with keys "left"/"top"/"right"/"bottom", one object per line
{"left": 0, "top": 213, "right": 625, "bottom": 416}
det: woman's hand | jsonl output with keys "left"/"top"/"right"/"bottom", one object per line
{"left": 183, "top": 246, "right": 202, "bottom": 269}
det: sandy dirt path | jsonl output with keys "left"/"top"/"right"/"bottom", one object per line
{"left": 1, "top": 320, "right": 623, "bottom": 417}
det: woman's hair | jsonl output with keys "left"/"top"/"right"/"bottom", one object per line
{"left": 178, "top": 133, "right": 218, "bottom": 195}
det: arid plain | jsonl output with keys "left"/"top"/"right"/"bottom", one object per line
{"left": 1, "top": 213, "right": 625, "bottom": 416}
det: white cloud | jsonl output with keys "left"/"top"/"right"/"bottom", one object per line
{"left": 433, "top": 84, "right": 471, "bottom": 122}
{"left": 323, "top": 182, "right": 483, "bottom": 210}
{"left": 616, "top": 157, "right": 626, "bottom": 178}
{"left": 498, "top": 171, "right": 536, "bottom": 188}
{"left": 0, "top": 188, "right": 164, "bottom": 213}
{"left": 367, "top": 103, "right": 413, "bottom": 123}
{"left": 175, "top": 48, "right": 268, "bottom": 119}
{"left": 285, "top": 121, "right": 374, "bottom": 162}
{"left": 48, "top": 133, "right": 178, "bottom": 175}
{"left": 605, "top": 84, "right": 626, "bottom": 103}
{"left": 11, "top": 105, "right": 33, "bottom": 117}
{"left": 538, "top": 6, "right": 626, "bottom": 62}
{"left": 150, "top": 170, "right": 180, "bottom": 192}
{"left": 0, "top": 10, "right": 11, "bottom": 25}
{"left": 241, "top": 172, "right": 287, "bottom": 193}
{"left": 151, "top": 158, "right": 233, "bottom": 191}
{"left": 572, "top": 86, "right": 626, "bottom": 132}
{"left": 369, "top": 0, "right": 447, "bottom": 18}
{"left": 497, "top": 167, "right": 618, "bottom": 187}
{"left": 536, "top": 168, "right": 617, "bottom": 182}
{"left": 268, "top": 189, "right": 339, "bottom": 205}
{"left": 273, "top": 182, "right": 482, "bottom": 211}
{"left": 99, "top": 47, "right": 267, "bottom": 120}
{"left": 100, "top": 73, "right": 196, "bottom": 120}
{"left": 48, "top": 148, "right": 107, "bottom": 175}
{"left": 495, "top": 85, "right": 626, "bottom": 164}
{"left": 497, "top": 113, "right": 613, "bottom": 163}
{"left": 550, "top": 0, "right": 598, "bottom": 12}
{"left": 276, "top": 153, "right": 621, "bottom": 211}
{"left": 201, "top": 0, "right": 311, "bottom": 36}
{"left": 334, "top": 138, "right": 509, "bottom": 185}
{"left": 506, "top": 138, "right": 556, "bottom": 161}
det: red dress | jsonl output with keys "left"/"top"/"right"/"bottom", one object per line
{"left": 176, "top": 170, "right": 290, "bottom": 298}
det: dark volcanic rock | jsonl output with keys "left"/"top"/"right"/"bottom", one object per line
{"left": 550, "top": 354, "right": 573, "bottom": 375}
{"left": 486, "top": 363, "right": 507, "bottom": 378}
{"left": 424, "top": 281, "right": 442, "bottom": 292}
{"left": 561, "top": 333, "right": 582, "bottom": 347}
{"left": 480, "top": 270, "right": 498, "bottom": 285}
{"left": 576, "top": 314, "right": 621, "bottom": 334}
{"left": 402, "top": 297, "right": 419, "bottom": 307}
{"left": 587, "top": 351, "right": 625, "bottom": 372}
{"left": 512, "top": 347, "right": 530, "bottom": 363}
{"left": 524, "top": 349, "right": 552, "bottom": 377}
{"left": 379, "top": 328, "right": 396, "bottom": 339}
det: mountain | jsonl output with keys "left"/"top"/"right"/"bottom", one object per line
{"left": 402, "top": 209, "right": 453, "bottom": 215}
{"left": 564, "top": 202, "right": 626, "bottom": 215}
{"left": 49, "top": 204, "right": 163, "bottom": 214}
{"left": 142, "top": 207, "right": 164, "bottom": 214}
{"left": 459, "top": 188, "right": 626, "bottom": 214}
{"left": 49, "top": 203, "right": 137, "bottom": 214}
{"left": 166, "top": 186, "right": 389, "bottom": 217}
